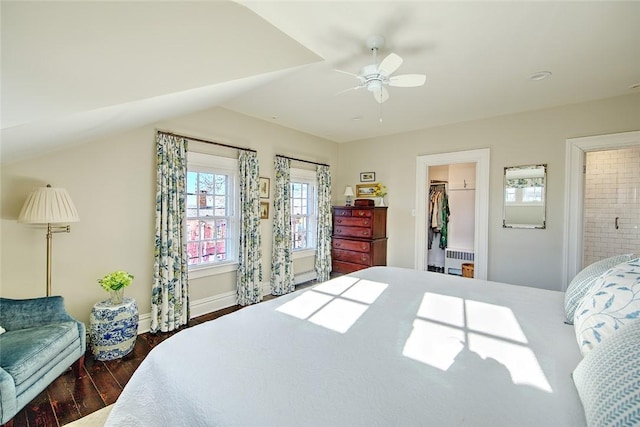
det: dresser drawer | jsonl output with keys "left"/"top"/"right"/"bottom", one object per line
{"left": 334, "top": 226, "right": 372, "bottom": 238}
{"left": 333, "top": 209, "right": 352, "bottom": 217}
{"left": 352, "top": 209, "right": 372, "bottom": 218}
{"left": 334, "top": 216, "right": 372, "bottom": 227}
{"left": 332, "top": 260, "right": 368, "bottom": 274}
{"left": 332, "top": 249, "right": 372, "bottom": 265}
{"left": 332, "top": 238, "right": 370, "bottom": 253}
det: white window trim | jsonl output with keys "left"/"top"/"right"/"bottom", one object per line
{"left": 186, "top": 152, "right": 239, "bottom": 273}
{"left": 290, "top": 168, "right": 318, "bottom": 253}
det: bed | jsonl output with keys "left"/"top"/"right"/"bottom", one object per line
{"left": 105, "top": 267, "right": 585, "bottom": 426}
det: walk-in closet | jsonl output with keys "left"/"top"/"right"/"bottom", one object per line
{"left": 427, "top": 163, "right": 476, "bottom": 276}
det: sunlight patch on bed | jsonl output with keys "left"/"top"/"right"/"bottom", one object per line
{"left": 308, "top": 299, "right": 369, "bottom": 333}
{"left": 341, "top": 280, "right": 388, "bottom": 304}
{"left": 403, "top": 292, "right": 552, "bottom": 393}
{"left": 417, "top": 293, "right": 465, "bottom": 327}
{"left": 468, "top": 333, "right": 552, "bottom": 392}
{"left": 465, "top": 300, "right": 528, "bottom": 344}
{"left": 276, "top": 277, "right": 388, "bottom": 333}
{"left": 276, "top": 291, "right": 334, "bottom": 319}
{"left": 403, "top": 319, "right": 465, "bottom": 370}
{"left": 313, "top": 276, "right": 360, "bottom": 295}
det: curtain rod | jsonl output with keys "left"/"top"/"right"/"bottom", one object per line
{"left": 276, "top": 154, "right": 329, "bottom": 167}
{"left": 157, "top": 130, "right": 257, "bottom": 153}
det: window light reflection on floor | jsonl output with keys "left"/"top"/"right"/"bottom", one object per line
{"left": 403, "top": 292, "right": 552, "bottom": 393}
{"left": 276, "top": 277, "right": 388, "bottom": 334}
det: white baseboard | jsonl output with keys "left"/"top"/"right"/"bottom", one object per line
{"left": 137, "top": 290, "right": 236, "bottom": 334}
{"left": 137, "top": 271, "right": 317, "bottom": 335}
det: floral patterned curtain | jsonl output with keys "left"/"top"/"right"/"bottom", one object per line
{"left": 270, "top": 157, "right": 295, "bottom": 295}
{"left": 237, "top": 151, "right": 263, "bottom": 306}
{"left": 152, "top": 132, "right": 189, "bottom": 333}
{"left": 315, "top": 165, "right": 332, "bottom": 282}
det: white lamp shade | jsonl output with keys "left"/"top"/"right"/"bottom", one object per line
{"left": 18, "top": 186, "right": 80, "bottom": 224}
{"left": 344, "top": 186, "right": 355, "bottom": 197}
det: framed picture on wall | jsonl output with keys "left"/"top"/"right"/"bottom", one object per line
{"left": 360, "top": 172, "right": 375, "bottom": 182}
{"left": 356, "top": 184, "right": 377, "bottom": 197}
{"left": 260, "top": 202, "right": 269, "bottom": 219}
{"left": 259, "top": 177, "right": 270, "bottom": 199}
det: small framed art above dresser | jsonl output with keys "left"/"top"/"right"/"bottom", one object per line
{"left": 331, "top": 205, "right": 388, "bottom": 274}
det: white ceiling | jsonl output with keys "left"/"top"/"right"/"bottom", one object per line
{"left": 2, "top": 1, "right": 639, "bottom": 163}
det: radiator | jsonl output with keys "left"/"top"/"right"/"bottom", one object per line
{"left": 444, "top": 249, "right": 474, "bottom": 276}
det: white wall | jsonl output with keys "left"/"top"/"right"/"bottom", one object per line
{"left": 335, "top": 93, "right": 640, "bottom": 291}
{"left": 2, "top": 93, "right": 639, "bottom": 326}
{"left": 1, "top": 107, "right": 338, "bottom": 326}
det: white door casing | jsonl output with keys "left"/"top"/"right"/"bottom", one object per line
{"left": 563, "top": 130, "right": 640, "bottom": 289}
{"left": 415, "top": 148, "right": 490, "bottom": 280}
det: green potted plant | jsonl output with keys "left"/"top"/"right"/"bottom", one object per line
{"left": 98, "top": 271, "right": 134, "bottom": 304}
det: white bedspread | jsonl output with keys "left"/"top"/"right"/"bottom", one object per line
{"left": 106, "top": 267, "right": 585, "bottom": 426}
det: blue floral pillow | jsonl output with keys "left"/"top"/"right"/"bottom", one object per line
{"left": 573, "top": 318, "right": 640, "bottom": 427}
{"left": 573, "top": 258, "right": 640, "bottom": 356}
{"left": 564, "top": 253, "right": 636, "bottom": 325}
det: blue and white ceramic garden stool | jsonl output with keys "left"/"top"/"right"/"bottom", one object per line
{"left": 89, "top": 297, "right": 139, "bottom": 361}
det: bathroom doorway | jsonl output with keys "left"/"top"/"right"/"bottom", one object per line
{"left": 564, "top": 131, "right": 640, "bottom": 288}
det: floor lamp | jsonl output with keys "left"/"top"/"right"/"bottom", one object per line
{"left": 18, "top": 185, "right": 80, "bottom": 296}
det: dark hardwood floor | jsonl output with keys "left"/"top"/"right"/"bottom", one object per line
{"left": 11, "top": 303, "right": 248, "bottom": 427}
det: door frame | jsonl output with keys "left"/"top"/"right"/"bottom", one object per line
{"left": 563, "top": 130, "right": 640, "bottom": 289}
{"left": 415, "top": 148, "right": 490, "bottom": 279}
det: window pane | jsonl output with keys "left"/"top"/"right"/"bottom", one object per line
{"left": 215, "top": 219, "right": 227, "bottom": 238}
{"left": 199, "top": 173, "right": 215, "bottom": 193}
{"left": 215, "top": 175, "right": 227, "bottom": 194}
{"left": 187, "top": 242, "right": 200, "bottom": 265}
{"left": 186, "top": 220, "right": 200, "bottom": 241}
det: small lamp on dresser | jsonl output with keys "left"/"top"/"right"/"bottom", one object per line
{"left": 344, "top": 186, "right": 354, "bottom": 206}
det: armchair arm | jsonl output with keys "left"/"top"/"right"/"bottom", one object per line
{"left": 0, "top": 296, "right": 75, "bottom": 331}
{"left": 0, "top": 367, "right": 17, "bottom": 424}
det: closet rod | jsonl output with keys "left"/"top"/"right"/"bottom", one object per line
{"left": 157, "top": 130, "right": 257, "bottom": 153}
{"left": 276, "top": 154, "right": 329, "bottom": 167}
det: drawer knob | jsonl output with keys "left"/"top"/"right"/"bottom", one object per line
{"left": 361, "top": 245, "right": 367, "bottom": 250}
{"left": 336, "top": 219, "right": 342, "bottom": 223}
{"left": 363, "top": 220, "right": 370, "bottom": 225}
{"left": 361, "top": 256, "right": 367, "bottom": 261}
{"left": 336, "top": 242, "right": 341, "bottom": 247}
{"left": 337, "top": 229, "right": 342, "bottom": 233}
{"left": 361, "top": 231, "right": 370, "bottom": 236}
{"left": 358, "top": 211, "right": 365, "bottom": 216}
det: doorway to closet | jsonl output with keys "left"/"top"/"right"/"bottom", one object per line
{"left": 427, "top": 163, "right": 476, "bottom": 275}
{"left": 415, "top": 149, "right": 490, "bottom": 280}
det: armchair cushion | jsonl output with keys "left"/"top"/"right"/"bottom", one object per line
{"left": 1, "top": 322, "right": 82, "bottom": 395}
{"left": 0, "top": 296, "right": 86, "bottom": 425}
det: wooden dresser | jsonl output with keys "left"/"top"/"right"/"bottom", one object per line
{"left": 332, "top": 206, "right": 388, "bottom": 274}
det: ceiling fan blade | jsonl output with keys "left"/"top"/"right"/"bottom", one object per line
{"left": 389, "top": 74, "right": 427, "bottom": 87}
{"left": 335, "top": 69, "right": 363, "bottom": 81}
{"left": 378, "top": 53, "right": 403, "bottom": 77}
{"left": 335, "top": 85, "right": 364, "bottom": 96}
{"left": 372, "top": 86, "right": 389, "bottom": 104}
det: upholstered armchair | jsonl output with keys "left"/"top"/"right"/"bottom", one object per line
{"left": 0, "top": 296, "right": 86, "bottom": 426}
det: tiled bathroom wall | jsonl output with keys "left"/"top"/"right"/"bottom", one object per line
{"left": 583, "top": 147, "right": 640, "bottom": 266}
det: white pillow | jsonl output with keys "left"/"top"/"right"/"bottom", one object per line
{"left": 573, "top": 318, "right": 640, "bottom": 427}
{"left": 564, "top": 253, "right": 636, "bottom": 324}
{"left": 573, "top": 258, "right": 640, "bottom": 356}
{"left": 0, "top": 326, "right": 5, "bottom": 335}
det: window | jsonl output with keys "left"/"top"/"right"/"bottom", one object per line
{"left": 186, "top": 153, "right": 238, "bottom": 270}
{"left": 290, "top": 168, "right": 317, "bottom": 252}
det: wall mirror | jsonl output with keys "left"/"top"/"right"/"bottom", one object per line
{"left": 503, "top": 164, "right": 547, "bottom": 229}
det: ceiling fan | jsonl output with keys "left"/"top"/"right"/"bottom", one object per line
{"left": 336, "top": 35, "right": 426, "bottom": 104}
